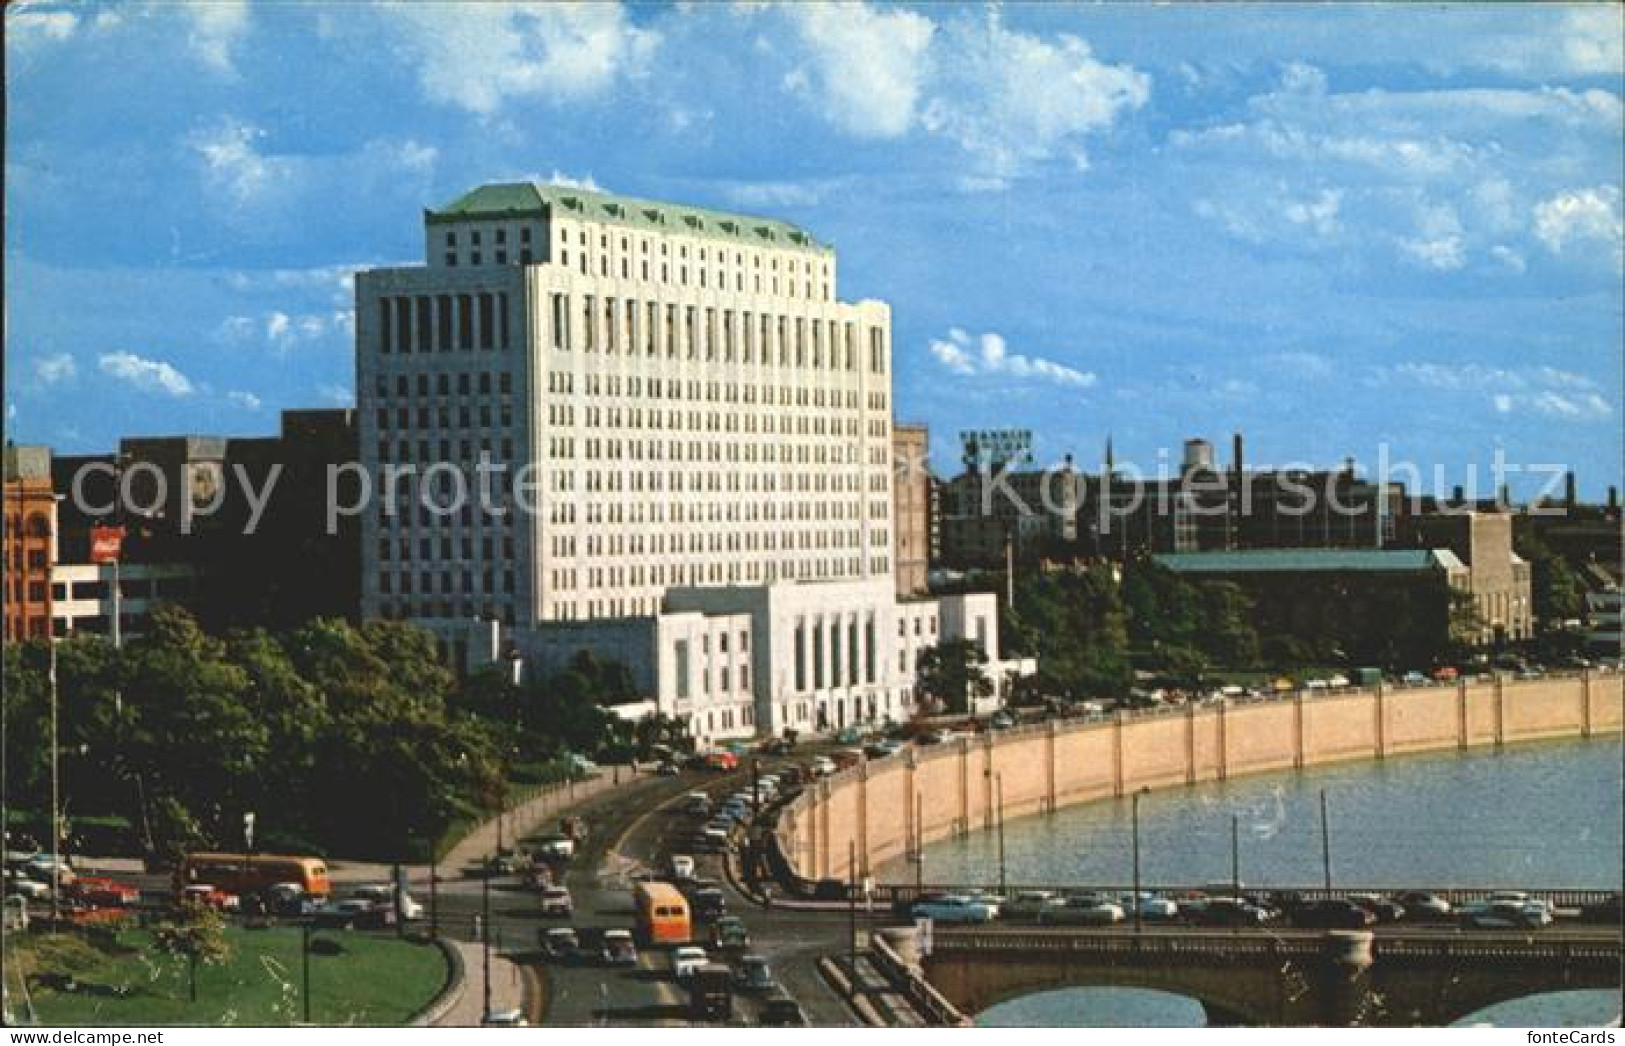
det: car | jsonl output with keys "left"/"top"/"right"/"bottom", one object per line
{"left": 691, "top": 888, "right": 727, "bottom": 922}
{"left": 670, "top": 855, "right": 696, "bottom": 880}
{"left": 67, "top": 875, "right": 140, "bottom": 908}
{"left": 5, "top": 874, "right": 51, "bottom": 901}
{"left": 1401, "top": 670, "right": 1430, "bottom": 687}
{"left": 1577, "top": 894, "right": 1622, "bottom": 924}
{"left": 679, "top": 792, "right": 713, "bottom": 817}
{"left": 351, "top": 883, "right": 425, "bottom": 921}
{"left": 1483, "top": 891, "right": 1552, "bottom": 914}
{"left": 703, "top": 751, "right": 740, "bottom": 772}
{"left": 180, "top": 884, "right": 240, "bottom": 912}
{"left": 1189, "top": 897, "right": 1270, "bottom": 927}
{"left": 912, "top": 894, "right": 998, "bottom": 924}
{"left": 539, "top": 927, "right": 580, "bottom": 961}
{"left": 539, "top": 886, "right": 573, "bottom": 917}
{"left": 1392, "top": 891, "right": 1452, "bottom": 919}
{"left": 733, "top": 954, "right": 778, "bottom": 994}
{"left": 1118, "top": 891, "right": 1179, "bottom": 921}
{"left": 656, "top": 762, "right": 681, "bottom": 777}
{"left": 1038, "top": 894, "right": 1124, "bottom": 926}
{"left": 1462, "top": 900, "right": 1553, "bottom": 929}
{"left": 672, "top": 946, "right": 709, "bottom": 981}
{"left": 481, "top": 1008, "right": 529, "bottom": 1027}
{"left": 1290, "top": 899, "right": 1377, "bottom": 930}
{"left": 602, "top": 929, "right": 639, "bottom": 966}
{"left": 810, "top": 757, "right": 837, "bottom": 776}
{"left": 709, "top": 915, "right": 751, "bottom": 950}
{"left": 990, "top": 711, "right": 1016, "bottom": 729}
{"left": 759, "top": 995, "right": 808, "bottom": 1026}
{"left": 1347, "top": 893, "right": 1405, "bottom": 922}
{"left": 313, "top": 898, "right": 389, "bottom": 929}
{"left": 1003, "top": 890, "right": 1060, "bottom": 920}
{"left": 534, "top": 835, "right": 576, "bottom": 860}
{"left": 697, "top": 827, "right": 731, "bottom": 852}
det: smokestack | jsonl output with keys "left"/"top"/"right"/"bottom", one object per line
{"left": 1565, "top": 471, "right": 1577, "bottom": 508}
{"left": 1232, "top": 432, "right": 1245, "bottom": 478}
{"left": 1499, "top": 483, "right": 1511, "bottom": 510}
{"left": 1452, "top": 484, "right": 1464, "bottom": 505}
{"left": 1609, "top": 486, "right": 1619, "bottom": 512}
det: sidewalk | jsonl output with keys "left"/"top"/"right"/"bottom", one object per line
{"left": 432, "top": 939, "right": 531, "bottom": 1027}
{"left": 435, "top": 765, "right": 645, "bottom": 877}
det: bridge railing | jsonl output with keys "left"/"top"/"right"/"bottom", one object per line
{"left": 930, "top": 929, "right": 1622, "bottom": 963}
{"left": 868, "top": 882, "right": 1619, "bottom": 911}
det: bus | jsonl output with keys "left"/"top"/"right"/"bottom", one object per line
{"left": 176, "top": 853, "right": 331, "bottom": 900}
{"left": 632, "top": 880, "right": 691, "bottom": 946}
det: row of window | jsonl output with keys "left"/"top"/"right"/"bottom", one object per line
{"left": 547, "top": 294, "right": 885, "bottom": 374}
{"left": 376, "top": 293, "right": 512, "bottom": 354}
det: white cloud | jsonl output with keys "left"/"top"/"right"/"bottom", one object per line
{"left": 7, "top": 6, "right": 79, "bottom": 48}
{"left": 98, "top": 351, "right": 194, "bottom": 397}
{"left": 34, "top": 352, "right": 77, "bottom": 385}
{"left": 784, "top": 3, "right": 933, "bottom": 138}
{"left": 928, "top": 328, "right": 1096, "bottom": 388}
{"left": 184, "top": 0, "right": 249, "bottom": 74}
{"left": 920, "top": 10, "right": 1149, "bottom": 185}
{"left": 318, "top": 383, "right": 354, "bottom": 406}
{"left": 1490, "top": 245, "right": 1526, "bottom": 272}
{"left": 385, "top": 2, "right": 660, "bottom": 115}
{"left": 188, "top": 119, "right": 287, "bottom": 208}
{"left": 1401, "top": 235, "right": 1465, "bottom": 271}
{"left": 722, "top": 179, "right": 844, "bottom": 210}
{"left": 1284, "top": 189, "right": 1342, "bottom": 237}
{"left": 227, "top": 390, "right": 262, "bottom": 411}
{"left": 1387, "top": 361, "right": 1614, "bottom": 421}
{"left": 1533, "top": 186, "right": 1623, "bottom": 259}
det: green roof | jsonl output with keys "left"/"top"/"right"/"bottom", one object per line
{"left": 1154, "top": 549, "right": 1452, "bottom": 574}
{"left": 426, "top": 182, "right": 830, "bottom": 252}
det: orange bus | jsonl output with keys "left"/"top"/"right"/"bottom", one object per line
{"left": 633, "top": 881, "right": 691, "bottom": 946}
{"left": 176, "top": 853, "right": 332, "bottom": 900}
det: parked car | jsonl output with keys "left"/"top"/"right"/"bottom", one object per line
{"left": 810, "top": 757, "right": 837, "bottom": 776}
{"left": 481, "top": 1008, "right": 529, "bottom": 1027}
{"left": 534, "top": 834, "right": 576, "bottom": 860}
{"left": 350, "top": 883, "right": 423, "bottom": 921}
{"left": 709, "top": 915, "right": 751, "bottom": 951}
{"left": 990, "top": 711, "right": 1016, "bottom": 730}
{"left": 911, "top": 894, "right": 998, "bottom": 924}
{"left": 759, "top": 994, "right": 808, "bottom": 1026}
{"left": 1461, "top": 900, "right": 1553, "bottom": 929}
{"left": 1003, "top": 890, "right": 1060, "bottom": 921}
{"left": 1347, "top": 893, "right": 1406, "bottom": 922}
{"left": 180, "top": 884, "right": 240, "bottom": 912}
{"left": 1391, "top": 891, "right": 1452, "bottom": 920}
{"left": 1290, "top": 899, "right": 1377, "bottom": 929}
{"left": 601, "top": 929, "right": 639, "bottom": 966}
{"left": 672, "top": 946, "right": 709, "bottom": 981}
{"left": 1189, "top": 897, "right": 1270, "bottom": 927}
{"left": 68, "top": 875, "right": 140, "bottom": 908}
{"left": 5, "top": 872, "right": 51, "bottom": 901}
{"left": 1118, "top": 891, "right": 1180, "bottom": 921}
{"left": 656, "top": 761, "right": 681, "bottom": 777}
{"left": 670, "top": 855, "right": 696, "bottom": 880}
{"left": 1039, "top": 893, "right": 1124, "bottom": 926}
{"left": 679, "top": 792, "right": 713, "bottom": 818}
{"left": 539, "top": 927, "right": 580, "bottom": 962}
{"left": 313, "top": 898, "right": 392, "bottom": 929}
{"left": 733, "top": 954, "right": 778, "bottom": 994}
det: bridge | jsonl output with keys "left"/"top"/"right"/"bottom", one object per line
{"left": 909, "top": 927, "right": 1623, "bottom": 1027}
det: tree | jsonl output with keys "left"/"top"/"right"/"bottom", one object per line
{"left": 915, "top": 639, "right": 994, "bottom": 715}
{"left": 152, "top": 900, "right": 230, "bottom": 1003}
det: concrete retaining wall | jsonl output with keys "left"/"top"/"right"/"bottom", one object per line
{"left": 778, "top": 672, "right": 1623, "bottom": 881}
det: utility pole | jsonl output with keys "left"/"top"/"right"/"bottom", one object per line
{"left": 996, "top": 774, "right": 1006, "bottom": 897}
{"left": 481, "top": 871, "right": 493, "bottom": 1019}
{"left": 48, "top": 636, "right": 61, "bottom": 922}
{"left": 1319, "top": 790, "right": 1333, "bottom": 893}
{"left": 1130, "top": 788, "right": 1148, "bottom": 933}
{"left": 914, "top": 792, "right": 924, "bottom": 894}
{"left": 848, "top": 839, "right": 858, "bottom": 998}
{"left": 1231, "top": 813, "right": 1240, "bottom": 897}
{"left": 301, "top": 921, "right": 312, "bottom": 1023}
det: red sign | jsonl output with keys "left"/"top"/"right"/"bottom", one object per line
{"left": 89, "top": 525, "right": 126, "bottom": 564}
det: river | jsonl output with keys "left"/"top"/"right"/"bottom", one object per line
{"left": 876, "top": 737, "right": 1622, "bottom": 1027}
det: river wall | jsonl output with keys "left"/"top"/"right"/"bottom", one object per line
{"left": 776, "top": 673, "right": 1624, "bottom": 882}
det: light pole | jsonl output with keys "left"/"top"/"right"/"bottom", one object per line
{"left": 1319, "top": 790, "right": 1333, "bottom": 893}
{"left": 847, "top": 840, "right": 858, "bottom": 999}
{"left": 995, "top": 774, "right": 1006, "bottom": 897}
{"left": 301, "top": 921, "right": 312, "bottom": 1023}
{"left": 481, "top": 870, "right": 493, "bottom": 1020}
{"left": 1231, "top": 813, "right": 1240, "bottom": 897}
{"left": 48, "top": 636, "right": 61, "bottom": 922}
{"left": 1130, "top": 787, "right": 1149, "bottom": 932}
{"left": 914, "top": 791, "right": 924, "bottom": 894}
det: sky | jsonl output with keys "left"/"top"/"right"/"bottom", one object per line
{"left": 6, "top": 1, "right": 1622, "bottom": 499}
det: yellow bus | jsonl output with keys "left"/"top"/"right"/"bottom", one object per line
{"left": 633, "top": 881, "right": 691, "bottom": 946}
{"left": 176, "top": 853, "right": 332, "bottom": 900}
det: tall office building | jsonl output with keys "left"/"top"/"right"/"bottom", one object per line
{"left": 355, "top": 184, "right": 1008, "bottom": 743}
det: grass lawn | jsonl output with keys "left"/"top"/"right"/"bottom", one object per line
{"left": 10, "top": 927, "right": 449, "bottom": 1026}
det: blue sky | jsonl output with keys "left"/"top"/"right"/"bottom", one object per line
{"left": 6, "top": 2, "right": 1622, "bottom": 497}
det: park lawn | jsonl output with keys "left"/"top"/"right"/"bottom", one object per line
{"left": 15, "top": 927, "right": 449, "bottom": 1026}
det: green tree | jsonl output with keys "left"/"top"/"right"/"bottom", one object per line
{"left": 915, "top": 639, "right": 994, "bottom": 714}
{"left": 152, "top": 900, "right": 230, "bottom": 1003}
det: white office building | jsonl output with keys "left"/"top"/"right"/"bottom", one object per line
{"left": 355, "top": 183, "right": 1014, "bottom": 743}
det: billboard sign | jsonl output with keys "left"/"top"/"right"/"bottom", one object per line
{"left": 960, "top": 429, "right": 1033, "bottom": 470}
{"left": 89, "top": 525, "right": 126, "bottom": 564}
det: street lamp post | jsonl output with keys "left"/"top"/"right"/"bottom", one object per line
{"left": 481, "top": 871, "right": 493, "bottom": 1020}
{"left": 48, "top": 636, "right": 61, "bottom": 922}
{"left": 301, "top": 921, "right": 312, "bottom": 1023}
{"left": 995, "top": 774, "right": 1006, "bottom": 897}
{"left": 914, "top": 791, "right": 924, "bottom": 894}
{"left": 847, "top": 840, "right": 858, "bottom": 999}
{"left": 1130, "top": 787, "right": 1149, "bottom": 932}
{"left": 1231, "top": 813, "right": 1241, "bottom": 897}
{"left": 1319, "top": 790, "right": 1333, "bottom": 892}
